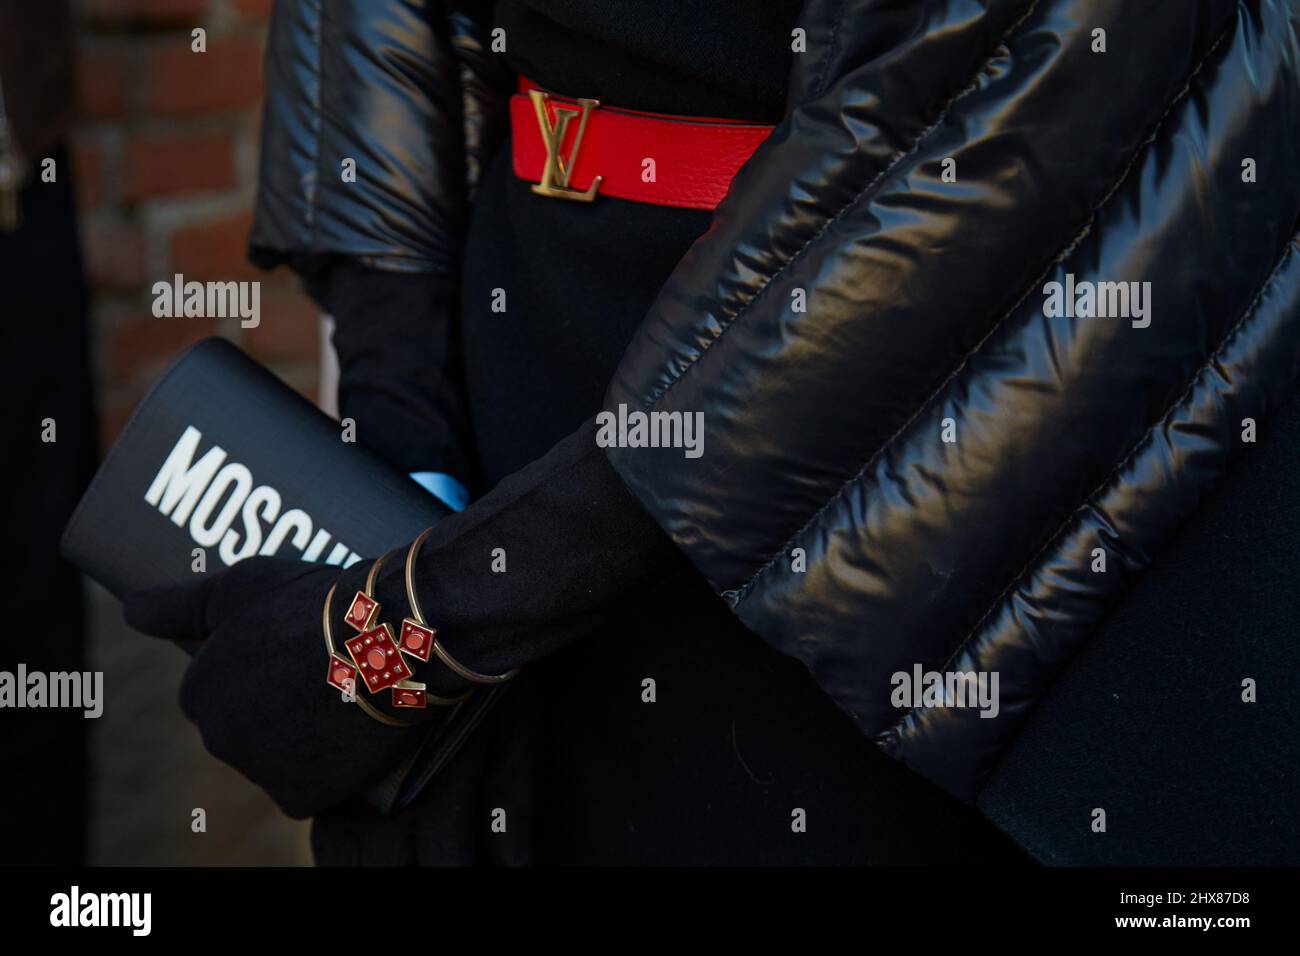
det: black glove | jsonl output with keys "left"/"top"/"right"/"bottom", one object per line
{"left": 125, "top": 420, "right": 683, "bottom": 818}
{"left": 125, "top": 556, "right": 437, "bottom": 819}
{"left": 327, "top": 263, "right": 475, "bottom": 485}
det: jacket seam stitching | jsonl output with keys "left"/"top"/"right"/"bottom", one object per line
{"left": 882, "top": 223, "right": 1300, "bottom": 744}
{"left": 636, "top": 0, "right": 1041, "bottom": 414}
{"left": 727, "top": 12, "right": 1236, "bottom": 605}
{"left": 305, "top": 0, "right": 324, "bottom": 251}
{"left": 808, "top": 0, "right": 848, "bottom": 102}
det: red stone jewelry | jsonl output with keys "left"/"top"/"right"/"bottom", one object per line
{"left": 392, "top": 680, "right": 428, "bottom": 709}
{"left": 343, "top": 624, "right": 411, "bottom": 693}
{"left": 343, "top": 590, "right": 380, "bottom": 632}
{"left": 321, "top": 581, "right": 411, "bottom": 728}
{"left": 325, "top": 654, "right": 357, "bottom": 693}
{"left": 398, "top": 617, "right": 436, "bottom": 663}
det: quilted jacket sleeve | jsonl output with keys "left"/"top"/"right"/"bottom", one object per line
{"left": 604, "top": 0, "right": 1300, "bottom": 801}
{"left": 248, "top": 1, "right": 509, "bottom": 481}
{"left": 249, "top": 0, "right": 468, "bottom": 284}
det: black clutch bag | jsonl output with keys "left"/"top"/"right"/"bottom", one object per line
{"left": 61, "top": 337, "right": 502, "bottom": 813}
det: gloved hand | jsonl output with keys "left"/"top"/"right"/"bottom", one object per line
{"left": 125, "top": 420, "right": 683, "bottom": 819}
{"left": 125, "top": 556, "right": 439, "bottom": 819}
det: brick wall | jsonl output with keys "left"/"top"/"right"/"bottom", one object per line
{"left": 74, "top": 0, "right": 320, "bottom": 448}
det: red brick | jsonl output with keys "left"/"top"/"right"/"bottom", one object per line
{"left": 84, "top": 0, "right": 208, "bottom": 28}
{"left": 168, "top": 211, "right": 258, "bottom": 280}
{"left": 78, "top": 48, "right": 131, "bottom": 119}
{"left": 84, "top": 221, "right": 147, "bottom": 291}
{"left": 232, "top": 0, "right": 274, "bottom": 20}
{"left": 244, "top": 288, "right": 321, "bottom": 363}
{"left": 99, "top": 379, "right": 161, "bottom": 450}
{"left": 124, "top": 132, "right": 236, "bottom": 201}
{"left": 108, "top": 310, "right": 220, "bottom": 382}
{"left": 278, "top": 368, "right": 322, "bottom": 409}
{"left": 100, "top": 395, "right": 138, "bottom": 451}
{"left": 73, "top": 140, "right": 106, "bottom": 209}
{"left": 148, "top": 36, "right": 263, "bottom": 115}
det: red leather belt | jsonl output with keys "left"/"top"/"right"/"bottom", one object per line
{"left": 511, "top": 77, "right": 773, "bottom": 211}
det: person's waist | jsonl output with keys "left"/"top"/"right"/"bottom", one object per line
{"left": 510, "top": 76, "right": 774, "bottom": 211}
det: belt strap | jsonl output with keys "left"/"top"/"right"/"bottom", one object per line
{"left": 510, "top": 77, "right": 773, "bottom": 210}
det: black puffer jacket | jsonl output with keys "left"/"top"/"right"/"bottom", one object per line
{"left": 607, "top": 0, "right": 1300, "bottom": 801}
{"left": 250, "top": 0, "right": 1300, "bottom": 815}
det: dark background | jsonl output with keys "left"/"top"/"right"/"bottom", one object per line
{"left": 2, "top": 0, "right": 318, "bottom": 866}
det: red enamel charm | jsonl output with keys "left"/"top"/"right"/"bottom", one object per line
{"left": 344, "top": 591, "right": 379, "bottom": 632}
{"left": 392, "top": 681, "right": 427, "bottom": 709}
{"left": 325, "top": 655, "right": 357, "bottom": 694}
{"left": 398, "top": 617, "right": 436, "bottom": 663}
{"left": 343, "top": 624, "right": 409, "bottom": 693}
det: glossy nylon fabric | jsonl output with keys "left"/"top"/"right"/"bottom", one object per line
{"left": 249, "top": 0, "right": 467, "bottom": 278}
{"left": 604, "top": 0, "right": 1300, "bottom": 800}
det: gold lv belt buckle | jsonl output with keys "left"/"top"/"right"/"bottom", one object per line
{"left": 529, "top": 90, "right": 602, "bottom": 202}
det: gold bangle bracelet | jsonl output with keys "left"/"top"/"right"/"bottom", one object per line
{"left": 323, "top": 580, "right": 413, "bottom": 727}
{"left": 370, "top": 547, "right": 472, "bottom": 708}
{"left": 364, "top": 549, "right": 393, "bottom": 595}
{"left": 404, "top": 527, "right": 519, "bottom": 685}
